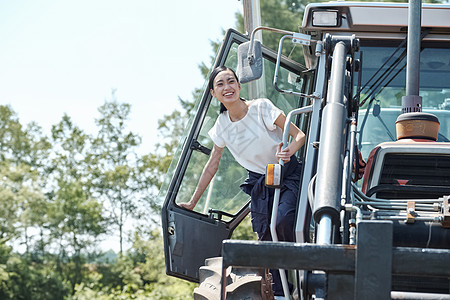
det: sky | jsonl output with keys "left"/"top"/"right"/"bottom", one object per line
{"left": 0, "top": 0, "right": 243, "bottom": 154}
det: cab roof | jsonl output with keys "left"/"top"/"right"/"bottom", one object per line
{"left": 302, "top": 2, "right": 450, "bottom": 35}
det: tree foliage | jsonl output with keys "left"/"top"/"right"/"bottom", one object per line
{"left": 0, "top": 99, "right": 163, "bottom": 298}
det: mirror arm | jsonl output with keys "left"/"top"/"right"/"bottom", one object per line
{"left": 247, "top": 26, "right": 295, "bottom": 64}
{"left": 273, "top": 35, "right": 318, "bottom": 99}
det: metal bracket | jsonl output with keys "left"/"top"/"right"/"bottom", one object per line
{"left": 292, "top": 32, "right": 311, "bottom": 46}
{"left": 407, "top": 201, "right": 416, "bottom": 224}
{"left": 355, "top": 221, "right": 393, "bottom": 300}
{"left": 441, "top": 195, "right": 450, "bottom": 228}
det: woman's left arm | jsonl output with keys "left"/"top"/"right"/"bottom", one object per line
{"left": 274, "top": 113, "right": 306, "bottom": 162}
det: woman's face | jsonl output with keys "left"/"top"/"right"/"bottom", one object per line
{"left": 210, "top": 69, "right": 241, "bottom": 106}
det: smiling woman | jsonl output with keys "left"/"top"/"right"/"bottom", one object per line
{"left": 177, "top": 65, "right": 306, "bottom": 297}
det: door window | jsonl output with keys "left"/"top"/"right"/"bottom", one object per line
{"left": 170, "top": 40, "right": 306, "bottom": 218}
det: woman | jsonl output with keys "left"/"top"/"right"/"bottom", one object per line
{"left": 179, "top": 65, "right": 305, "bottom": 298}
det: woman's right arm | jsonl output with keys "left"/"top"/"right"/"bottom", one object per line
{"left": 178, "top": 144, "right": 224, "bottom": 210}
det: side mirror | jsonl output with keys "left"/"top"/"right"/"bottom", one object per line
{"left": 237, "top": 40, "right": 263, "bottom": 84}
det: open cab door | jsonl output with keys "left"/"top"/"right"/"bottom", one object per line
{"left": 161, "top": 29, "right": 309, "bottom": 282}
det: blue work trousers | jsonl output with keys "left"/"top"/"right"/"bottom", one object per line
{"left": 240, "top": 156, "right": 301, "bottom": 296}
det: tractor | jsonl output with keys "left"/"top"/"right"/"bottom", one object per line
{"left": 161, "top": 2, "right": 450, "bottom": 299}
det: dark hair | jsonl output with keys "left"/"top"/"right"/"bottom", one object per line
{"left": 208, "top": 66, "right": 244, "bottom": 114}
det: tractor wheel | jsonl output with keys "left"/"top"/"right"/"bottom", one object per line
{"left": 193, "top": 257, "right": 274, "bottom": 300}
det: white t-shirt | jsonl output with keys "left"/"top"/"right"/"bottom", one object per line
{"left": 208, "top": 98, "right": 283, "bottom": 174}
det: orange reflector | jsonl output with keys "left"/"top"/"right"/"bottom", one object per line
{"left": 266, "top": 164, "right": 283, "bottom": 188}
{"left": 396, "top": 179, "right": 409, "bottom": 186}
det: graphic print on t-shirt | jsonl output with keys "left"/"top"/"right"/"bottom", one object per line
{"left": 222, "top": 116, "right": 259, "bottom": 156}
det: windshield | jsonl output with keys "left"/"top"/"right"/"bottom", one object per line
{"left": 356, "top": 43, "right": 450, "bottom": 159}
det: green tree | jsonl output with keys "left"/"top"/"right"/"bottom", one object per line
{"left": 0, "top": 238, "right": 70, "bottom": 299}
{"left": 92, "top": 98, "right": 144, "bottom": 255}
{"left": 17, "top": 123, "right": 52, "bottom": 258}
{"left": 0, "top": 105, "right": 51, "bottom": 256}
{"left": 48, "top": 115, "right": 106, "bottom": 288}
